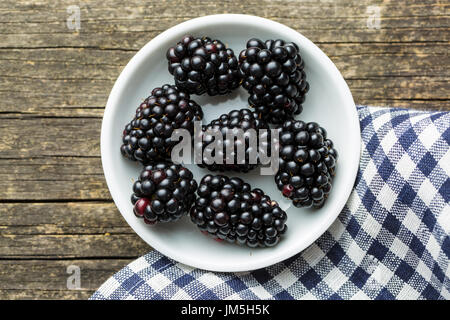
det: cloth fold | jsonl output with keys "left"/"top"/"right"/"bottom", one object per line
{"left": 91, "top": 106, "right": 449, "bottom": 300}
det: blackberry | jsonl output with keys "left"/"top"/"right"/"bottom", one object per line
{"left": 166, "top": 35, "right": 241, "bottom": 96}
{"left": 120, "top": 84, "right": 203, "bottom": 164}
{"left": 131, "top": 162, "right": 198, "bottom": 224}
{"left": 239, "top": 38, "right": 309, "bottom": 125}
{"left": 275, "top": 120, "right": 338, "bottom": 208}
{"left": 197, "top": 109, "right": 270, "bottom": 173}
{"left": 190, "top": 175, "right": 287, "bottom": 247}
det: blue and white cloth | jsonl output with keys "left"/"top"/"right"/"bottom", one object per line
{"left": 91, "top": 106, "right": 449, "bottom": 300}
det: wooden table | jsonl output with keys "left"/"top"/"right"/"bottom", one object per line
{"left": 0, "top": 0, "right": 448, "bottom": 299}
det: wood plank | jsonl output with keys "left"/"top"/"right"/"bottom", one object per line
{"left": 0, "top": 1, "right": 447, "bottom": 48}
{"left": 1, "top": 43, "right": 447, "bottom": 84}
{"left": 0, "top": 289, "right": 89, "bottom": 300}
{"left": 0, "top": 118, "right": 100, "bottom": 158}
{"left": 3, "top": 75, "right": 444, "bottom": 105}
{"left": 355, "top": 99, "right": 450, "bottom": 111}
{"left": 1, "top": 43, "right": 447, "bottom": 82}
{"left": 1, "top": 18, "right": 447, "bottom": 47}
{"left": 0, "top": 0, "right": 446, "bottom": 49}
{"left": 347, "top": 77, "right": 449, "bottom": 100}
{"left": 0, "top": 202, "right": 149, "bottom": 258}
{"left": 1, "top": 76, "right": 446, "bottom": 110}
{"left": 0, "top": 157, "right": 109, "bottom": 200}
{"left": 0, "top": 232, "right": 148, "bottom": 259}
{"left": 0, "top": 60, "right": 448, "bottom": 117}
{"left": 0, "top": 46, "right": 448, "bottom": 118}
{"left": 0, "top": 202, "right": 128, "bottom": 234}
{"left": 0, "top": 259, "right": 133, "bottom": 299}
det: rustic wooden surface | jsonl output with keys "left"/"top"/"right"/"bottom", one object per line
{"left": 0, "top": 0, "right": 448, "bottom": 300}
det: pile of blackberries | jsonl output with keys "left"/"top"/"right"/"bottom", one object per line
{"left": 119, "top": 35, "right": 338, "bottom": 248}
{"left": 190, "top": 175, "right": 287, "bottom": 247}
{"left": 239, "top": 39, "right": 309, "bottom": 124}
{"left": 167, "top": 36, "right": 241, "bottom": 96}
{"left": 132, "top": 162, "right": 198, "bottom": 224}
{"left": 121, "top": 85, "right": 203, "bottom": 163}
{"left": 276, "top": 120, "right": 338, "bottom": 208}
{"left": 197, "top": 109, "right": 270, "bottom": 173}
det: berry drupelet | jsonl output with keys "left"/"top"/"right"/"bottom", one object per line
{"left": 166, "top": 35, "right": 241, "bottom": 96}
{"left": 239, "top": 38, "right": 309, "bottom": 125}
{"left": 131, "top": 162, "right": 198, "bottom": 224}
{"left": 190, "top": 175, "right": 288, "bottom": 247}
{"left": 197, "top": 109, "right": 270, "bottom": 173}
{"left": 120, "top": 84, "right": 203, "bottom": 164}
{"left": 275, "top": 120, "right": 338, "bottom": 208}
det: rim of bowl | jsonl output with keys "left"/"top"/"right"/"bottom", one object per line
{"left": 101, "top": 14, "right": 361, "bottom": 272}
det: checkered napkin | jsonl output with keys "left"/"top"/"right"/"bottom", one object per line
{"left": 91, "top": 106, "right": 449, "bottom": 300}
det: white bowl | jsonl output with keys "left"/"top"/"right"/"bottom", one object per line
{"left": 101, "top": 14, "right": 360, "bottom": 272}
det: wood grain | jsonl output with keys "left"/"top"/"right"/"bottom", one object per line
{"left": 0, "top": 259, "right": 133, "bottom": 299}
{"left": 0, "top": 157, "right": 107, "bottom": 200}
{"left": 0, "top": 0, "right": 448, "bottom": 299}
{"left": 0, "top": 202, "right": 149, "bottom": 258}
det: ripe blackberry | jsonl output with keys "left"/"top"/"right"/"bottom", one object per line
{"left": 120, "top": 84, "right": 203, "bottom": 164}
{"left": 131, "top": 162, "right": 198, "bottom": 224}
{"left": 239, "top": 38, "right": 309, "bottom": 125}
{"left": 275, "top": 120, "right": 338, "bottom": 208}
{"left": 190, "top": 175, "right": 287, "bottom": 247}
{"left": 166, "top": 35, "right": 241, "bottom": 96}
{"left": 197, "top": 109, "right": 270, "bottom": 173}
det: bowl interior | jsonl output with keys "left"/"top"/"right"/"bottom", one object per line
{"left": 101, "top": 15, "right": 360, "bottom": 272}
